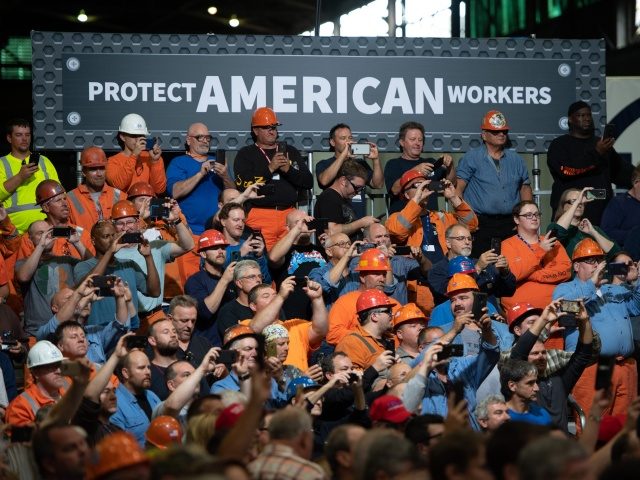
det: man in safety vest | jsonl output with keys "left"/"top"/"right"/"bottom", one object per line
{"left": 67, "top": 146, "right": 126, "bottom": 231}
{"left": 0, "top": 118, "right": 60, "bottom": 234}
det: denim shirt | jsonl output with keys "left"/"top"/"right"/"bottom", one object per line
{"left": 110, "top": 384, "right": 161, "bottom": 445}
{"left": 210, "top": 371, "right": 288, "bottom": 409}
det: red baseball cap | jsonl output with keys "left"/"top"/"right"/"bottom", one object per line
{"left": 214, "top": 403, "right": 245, "bottom": 431}
{"left": 370, "top": 395, "right": 412, "bottom": 424}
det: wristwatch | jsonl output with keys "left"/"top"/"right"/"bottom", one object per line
{"left": 238, "top": 373, "right": 251, "bottom": 381}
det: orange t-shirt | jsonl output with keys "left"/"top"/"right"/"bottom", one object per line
{"left": 335, "top": 324, "right": 386, "bottom": 370}
{"left": 106, "top": 151, "right": 166, "bottom": 195}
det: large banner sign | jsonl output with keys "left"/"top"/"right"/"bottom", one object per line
{"left": 32, "top": 32, "right": 605, "bottom": 153}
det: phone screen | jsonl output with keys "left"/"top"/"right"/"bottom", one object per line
{"left": 490, "top": 237, "right": 501, "bottom": 255}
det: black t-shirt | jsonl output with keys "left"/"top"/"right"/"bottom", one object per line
{"left": 135, "top": 392, "right": 153, "bottom": 420}
{"left": 314, "top": 188, "right": 357, "bottom": 238}
{"left": 216, "top": 300, "right": 255, "bottom": 341}
{"left": 149, "top": 364, "right": 170, "bottom": 401}
{"left": 272, "top": 243, "right": 327, "bottom": 319}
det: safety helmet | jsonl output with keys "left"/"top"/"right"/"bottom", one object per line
{"left": 110, "top": 200, "right": 139, "bottom": 220}
{"left": 446, "top": 273, "right": 479, "bottom": 296}
{"left": 399, "top": 169, "right": 427, "bottom": 191}
{"left": 448, "top": 256, "right": 476, "bottom": 276}
{"left": 354, "top": 248, "right": 391, "bottom": 272}
{"left": 572, "top": 238, "right": 605, "bottom": 261}
{"left": 222, "top": 324, "right": 260, "bottom": 349}
{"left": 197, "top": 229, "right": 229, "bottom": 252}
{"left": 127, "top": 182, "right": 154, "bottom": 199}
{"left": 393, "top": 303, "right": 427, "bottom": 330}
{"left": 80, "top": 146, "right": 108, "bottom": 168}
{"left": 251, "top": 107, "right": 281, "bottom": 127}
{"left": 286, "top": 376, "right": 320, "bottom": 401}
{"left": 27, "top": 340, "right": 64, "bottom": 369}
{"left": 356, "top": 289, "right": 393, "bottom": 314}
{"left": 35, "top": 179, "right": 65, "bottom": 205}
{"left": 118, "top": 113, "right": 149, "bottom": 135}
{"left": 145, "top": 415, "right": 183, "bottom": 449}
{"left": 506, "top": 302, "right": 543, "bottom": 333}
{"left": 86, "top": 432, "right": 148, "bottom": 480}
{"left": 481, "top": 110, "right": 510, "bottom": 131}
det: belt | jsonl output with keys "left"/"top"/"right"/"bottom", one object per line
{"left": 253, "top": 205, "right": 294, "bottom": 211}
{"left": 477, "top": 213, "right": 512, "bottom": 219}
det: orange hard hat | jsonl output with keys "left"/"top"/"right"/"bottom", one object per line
{"left": 393, "top": 302, "right": 427, "bottom": 330}
{"left": 127, "top": 182, "right": 154, "bottom": 199}
{"left": 35, "top": 179, "right": 65, "bottom": 205}
{"left": 80, "top": 146, "right": 107, "bottom": 168}
{"left": 110, "top": 200, "right": 139, "bottom": 220}
{"left": 198, "top": 229, "right": 228, "bottom": 252}
{"left": 85, "top": 431, "right": 148, "bottom": 480}
{"left": 481, "top": 110, "right": 510, "bottom": 131}
{"left": 356, "top": 289, "right": 393, "bottom": 314}
{"left": 251, "top": 107, "right": 281, "bottom": 127}
{"left": 506, "top": 302, "right": 543, "bottom": 332}
{"left": 446, "top": 273, "right": 479, "bottom": 296}
{"left": 399, "top": 169, "right": 426, "bottom": 191}
{"left": 354, "top": 248, "right": 391, "bottom": 272}
{"left": 145, "top": 415, "right": 183, "bottom": 449}
{"left": 572, "top": 237, "right": 605, "bottom": 261}
{"left": 222, "top": 324, "right": 260, "bottom": 349}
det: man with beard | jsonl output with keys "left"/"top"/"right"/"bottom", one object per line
{"left": 147, "top": 318, "right": 180, "bottom": 400}
{"left": 111, "top": 349, "right": 161, "bottom": 445}
{"left": 1, "top": 118, "right": 60, "bottom": 234}
{"left": 547, "top": 101, "right": 631, "bottom": 223}
{"left": 67, "top": 146, "right": 127, "bottom": 231}
{"left": 268, "top": 209, "right": 327, "bottom": 319}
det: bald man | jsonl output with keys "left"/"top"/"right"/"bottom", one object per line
{"left": 166, "top": 122, "right": 235, "bottom": 234}
{"left": 268, "top": 209, "right": 328, "bottom": 319}
{"left": 308, "top": 233, "right": 354, "bottom": 309}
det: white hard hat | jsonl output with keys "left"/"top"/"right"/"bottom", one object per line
{"left": 27, "top": 340, "right": 64, "bottom": 369}
{"left": 118, "top": 113, "right": 149, "bottom": 135}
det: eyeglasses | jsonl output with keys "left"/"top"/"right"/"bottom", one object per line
{"left": 189, "top": 134, "right": 212, "bottom": 143}
{"left": 114, "top": 219, "right": 138, "bottom": 227}
{"left": 485, "top": 130, "right": 508, "bottom": 136}
{"left": 348, "top": 179, "right": 365, "bottom": 194}
{"left": 371, "top": 308, "right": 392, "bottom": 316}
{"left": 240, "top": 274, "right": 264, "bottom": 282}
{"left": 447, "top": 235, "right": 474, "bottom": 242}
{"left": 331, "top": 241, "right": 352, "bottom": 249}
{"left": 255, "top": 125, "right": 278, "bottom": 131}
{"left": 578, "top": 258, "right": 601, "bottom": 265}
{"left": 518, "top": 212, "right": 541, "bottom": 219}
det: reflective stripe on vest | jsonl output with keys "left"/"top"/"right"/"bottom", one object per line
{"left": 20, "top": 391, "right": 41, "bottom": 417}
{"left": 114, "top": 189, "right": 121, "bottom": 202}
{"left": 66, "top": 190, "right": 85, "bottom": 215}
{"left": 0, "top": 155, "right": 51, "bottom": 214}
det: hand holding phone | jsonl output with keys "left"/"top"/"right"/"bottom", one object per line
{"left": 490, "top": 237, "right": 502, "bottom": 255}
{"left": 125, "top": 335, "right": 148, "bottom": 350}
{"left": 471, "top": 292, "right": 488, "bottom": 321}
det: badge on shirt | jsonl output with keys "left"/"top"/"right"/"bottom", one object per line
{"left": 272, "top": 174, "right": 280, "bottom": 180}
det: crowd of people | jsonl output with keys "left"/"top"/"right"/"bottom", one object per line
{"left": 0, "top": 100, "right": 639, "bottom": 480}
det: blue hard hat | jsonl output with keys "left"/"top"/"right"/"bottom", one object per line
{"left": 448, "top": 256, "right": 476, "bottom": 277}
{"left": 286, "top": 376, "right": 320, "bottom": 401}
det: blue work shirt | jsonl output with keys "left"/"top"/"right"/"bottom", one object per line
{"left": 210, "top": 371, "right": 288, "bottom": 409}
{"left": 434, "top": 316, "right": 513, "bottom": 354}
{"left": 110, "top": 384, "right": 161, "bottom": 446}
{"left": 224, "top": 244, "right": 272, "bottom": 284}
{"left": 456, "top": 145, "right": 530, "bottom": 215}
{"left": 554, "top": 278, "right": 640, "bottom": 357}
{"left": 507, "top": 403, "right": 553, "bottom": 426}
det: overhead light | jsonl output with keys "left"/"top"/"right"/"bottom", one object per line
{"left": 77, "top": 9, "right": 88, "bottom": 22}
{"left": 229, "top": 15, "right": 239, "bottom": 28}
{"left": 207, "top": 6, "right": 218, "bottom": 15}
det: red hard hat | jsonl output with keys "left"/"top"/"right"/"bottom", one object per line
{"left": 198, "top": 229, "right": 228, "bottom": 252}
{"left": 399, "top": 169, "right": 427, "bottom": 191}
{"left": 35, "top": 179, "right": 65, "bottom": 205}
{"left": 80, "top": 146, "right": 107, "bottom": 168}
{"left": 481, "top": 110, "right": 510, "bottom": 131}
{"left": 127, "top": 182, "right": 154, "bottom": 199}
{"left": 222, "top": 324, "right": 260, "bottom": 349}
{"left": 354, "top": 248, "right": 391, "bottom": 272}
{"left": 251, "top": 107, "right": 281, "bottom": 127}
{"left": 393, "top": 302, "right": 427, "bottom": 330}
{"left": 446, "top": 273, "right": 479, "bottom": 296}
{"left": 85, "top": 432, "right": 148, "bottom": 480}
{"left": 110, "top": 200, "right": 139, "bottom": 220}
{"left": 356, "top": 289, "right": 393, "bottom": 314}
{"left": 506, "top": 302, "right": 542, "bottom": 332}
{"left": 572, "top": 238, "right": 605, "bottom": 261}
{"left": 145, "top": 415, "right": 183, "bottom": 449}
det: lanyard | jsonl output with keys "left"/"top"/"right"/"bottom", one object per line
{"left": 256, "top": 145, "right": 274, "bottom": 165}
{"left": 516, "top": 233, "right": 538, "bottom": 253}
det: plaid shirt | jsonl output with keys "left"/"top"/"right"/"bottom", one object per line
{"left": 249, "top": 443, "right": 326, "bottom": 480}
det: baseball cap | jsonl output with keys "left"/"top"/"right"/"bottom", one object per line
{"left": 370, "top": 395, "right": 412, "bottom": 424}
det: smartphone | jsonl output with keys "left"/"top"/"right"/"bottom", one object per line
{"left": 490, "top": 237, "right": 502, "bottom": 255}
{"left": 294, "top": 276, "right": 308, "bottom": 288}
{"left": 306, "top": 218, "right": 329, "bottom": 232}
{"left": 149, "top": 198, "right": 170, "bottom": 220}
{"left": 145, "top": 137, "right": 157, "bottom": 150}
{"left": 607, "top": 262, "right": 630, "bottom": 276}
{"left": 548, "top": 228, "right": 559, "bottom": 239}
{"left": 383, "top": 337, "right": 396, "bottom": 355}
{"left": 11, "top": 425, "right": 34, "bottom": 443}
{"left": 125, "top": 335, "right": 148, "bottom": 350}
{"left": 119, "top": 232, "right": 143, "bottom": 244}
{"left": 215, "top": 148, "right": 226, "bottom": 165}
{"left": 249, "top": 228, "right": 264, "bottom": 241}
{"left": 92, "top": 275, "right": 116, "bottom": 297}
{"left": 277, "top": 142, "right": 288, "bottom": 154}
{"left": 257, "top": 184, "right": 276, "bottom": 196}
{"left": 602, "top": 123, "right": 615, "bottom": 140}
{"left": 559, "top": 300, "right": 581, "bottom": 314}
{"left": 427, "top": 180, "right": 443, "bottom": 192}
{"left": 265, "top": 341, "right": 278, "bottom": 359}
{"left": 218, "top": 349, "right": 239, "bottom": 364}
{"left": 60, "top": 360, "right": 82, "bottom": 377}
{"left": 350, "top": 143, "right": 371, "bottom": 156}
{"left": 595, "top": 356, "right": 616, "bottom": 391}
{"left": 348, "top": 372, "right": 359, "bottom": 384}
{"left": 230, "top": 250, "right": 241, "bottom": 262}
{"left": 431, "top": 157, "right": 444, "bottom": 170}
{"left": 28, "top": 152, "right": 41, "bottom": 165}
{"left": 586, "top": 189, "right": 607, "bottom": 200}
{"left": 394, "top": 245, "right": 412, "bottom": 255}
{"left": 51, "top": 226, "right": 73, "bottom": 238}
{"left": 357, "top": 242, "right": 376, "bottom": 254}
{"left": 558, "top": 315, "right": 578, "bottom": 329}
{"left": 376, "top": 213, "right": 387, "bottom": 221}
{"left": 440, "top": 344, "right": 465, "bottom": 359}
{"left": 451, "top": 381, "right": 465, "bottom": 404}
{"left": 471, "top": 292, "right": 488, "bottom": 320}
